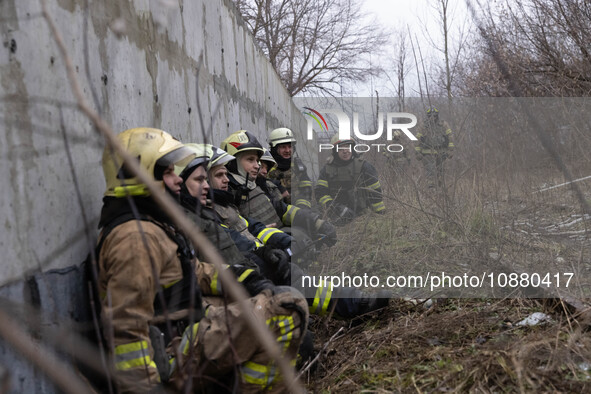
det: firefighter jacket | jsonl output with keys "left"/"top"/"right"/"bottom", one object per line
{"left": 179, "top": 188, "right": 259, "bottom": 270}
{"left": 211, "top": 188, "right": 292, "bottom": 251}
{"left": 415, "top": 119, "right": 455, "bottom": 155}
{"left": 96, "top": 197, "right": 302, "bottom": 393}
{"left": 256, "top": 177, "right": 285, "bottom": 205}
{"left": 316, "top": 156, "right": 385, "bottom": 214}
{"left": 227, "top": 172, "right": 323, "bottom": 239}
{"left": 268, "top": 155, "right": 313, "bottom": 209}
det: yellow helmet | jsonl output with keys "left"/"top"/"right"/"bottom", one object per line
{"left": 268, "top": 127, "right": 296, "bottom": 148}
{"left": 220, "top": 130, "right": 264, "bottom": 158}
{"left": 102, "top": 127, "right": 195, "bottom": 197}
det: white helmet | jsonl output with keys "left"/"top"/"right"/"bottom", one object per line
{"left": 268, "top": 127, "right": 296, "bottom": 148}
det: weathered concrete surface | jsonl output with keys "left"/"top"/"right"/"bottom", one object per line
{"left": 0, "top": 264, "right": 92, "bottom": 393}
{"left": 0, "top": 0, "right": 311, "bottom": 286}
{"left": 0, "top": 0, "right": 312, "bottom": 391}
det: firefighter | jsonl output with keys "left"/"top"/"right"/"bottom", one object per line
{"left": 267, "top": 127, "right": 314, "bottom": 209}
{"left": 259, "top": 148, "right": 290, "bottom": 201}
{"left": 415, "top": 107, "right": 455, "bottom": 188}
{"left": 220, "top": 131, "right": 390, "bottom": 318}
{"left": 316, "top": 134, "right": 386, "bottom": 226}
{"left": 96, "top": 128, "right": 307, "bottom": 393}
{"left": 178, "top": 143, "right": 291, "bottom": 285}
{"left": 220, "top": 130, "right": 336, "bottom": 247}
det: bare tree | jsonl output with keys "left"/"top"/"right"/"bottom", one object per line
{"left": 417, "top": 0, "right": 471, "bottom": 103}
{"left": 457, "top": 0, "right": 591, "bottom": 97}
{"left": 234, "top": 0, "right": 388, "bottom": 96}
{"left": 394, "top": 30, "right": 410, "bottom": 110}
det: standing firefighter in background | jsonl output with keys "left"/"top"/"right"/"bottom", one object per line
{"left": 267, "top": 127, "right": 314, "bottom": 209}
{"left": 316, "top": 135, "right": 386, "bottom": 226}
{"left": 95, "top": 127, "right": 307, "bottom": 393}
{"left": 415, "top": 107, "right": 455, "bottom": 188}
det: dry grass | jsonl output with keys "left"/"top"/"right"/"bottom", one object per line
{"left": 305, "top": 155, "right": 591, "bottom": 392}
{"left": 307, "top": 298, "right": 591, "bottom": 393}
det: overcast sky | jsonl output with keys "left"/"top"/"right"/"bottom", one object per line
{"left": 355, "top": 0, "right": 471, "bottom": 97}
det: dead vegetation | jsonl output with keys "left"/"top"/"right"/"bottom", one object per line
{"left": 306, "top": 149, "right": 591, "bottom": 392}
{"left": 306, "top": 298, "right": 591, "bottom": 393}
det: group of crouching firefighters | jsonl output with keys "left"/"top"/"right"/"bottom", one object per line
{"left": 94, "top": 124, "right": 399, "bottom": 393}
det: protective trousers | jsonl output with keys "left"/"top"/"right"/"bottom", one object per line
{"left": 168, "top": 289, "right": 308, "bottom": 393}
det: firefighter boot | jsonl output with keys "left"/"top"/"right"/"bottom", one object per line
{"left": 333, "top": 288, "right": 391, "bottom": 319}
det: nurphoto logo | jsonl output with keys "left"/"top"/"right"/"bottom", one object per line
{"left": 303, "top": 107, "right": 418, "bottom": 152}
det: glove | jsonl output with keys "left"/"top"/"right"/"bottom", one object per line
{"left": 233, "top": 183, "right": 250, "bottom": 206}
{"left": 293, "top": 157, "right": 307, "bottom": 175}
{"left": 229, "top": 264, "right": 275, "bottom": 296}
{"left": 290, "top": 235, "right": 316, "bottom": 265}
{"left": 328, "top": 202, "right": 355, "bottom": 227}
{"left": 258, "top": 247, "right": 291, "bottom": 283}
{"left": 315, "top": 219, "right": 337, "bottom": 246}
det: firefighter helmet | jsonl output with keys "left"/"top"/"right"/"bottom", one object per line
{"left": 102, "top": 127, "right": 195, "bottom": 197}
{"left": 269, "top": 127, "right": 296, "bottom": 148}
{"left": 330, "top": 133, "right": 356, "bottom": 147}
{"left": 426, "top": 107, "right": 439, "bottom": 117}
{"left": 177, "top": 143, "right": 211, "bottom": 181}
{"left": 221, "top": 130, "right": 264, "bottom": 158}
{"left": 260, "top": 148, "right": 277, "bottom": 167}
{"left": 208, "top": 144, "right": 236, "bottom": 170}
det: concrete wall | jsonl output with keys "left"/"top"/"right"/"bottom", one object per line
{"left": 0, "top": 0, "right": 311, "bottom": 391}
{"left": 0, "top": 0, "right": 311, "bottom": 286}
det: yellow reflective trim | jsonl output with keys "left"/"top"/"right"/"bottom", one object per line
{"left": 299, "top": 181, "right": 313, "bottom": 187}
{"left": 311, "top": 287, "right": 321, "bottom": 313}
{"left": 322, "top": 283, "right": 333, "bottom": 314}
{"left": 220, "top": 223, "right": 229, "bottom": 228}
{"left": 372, "top": 202, "right": 385, "bottom": 212}
{"left": 114, "top": 341, "right": 157, "bottom": 371}
{"left": 319, "top": 195, "right": 333, "bottom": 205}
{"left": 311, "top": 281, "right": 333, "bottom": 316}
{"left": 115, "top": 340, "right": 148, "bottom": 355}
{"left": 368, "top": 181, "right": 381, "bottom": 190}
{"left": 113, "top": 184, "right": 150, "bottom": 198}
{"left": 182, "top": 323, "right": 200, "bottom": 355}
{"left": 416, "top": 133, "right": 423, "bottom": 138}
{"left": 317, "top": 179, "right": 328, "bottom": 187}
{"left": 259, "top": 228, "right": 282, "bottom": 243}
{"left": 238, "top": 269, "right": 254, "bottom": 283}
{"left": 448, "top": 143, "right": 455, "bottom": 148}
{"left": 415, "top": 147, "right": 422, "bottom": 152}
{"left": 211, "top": 271, "right": 221, "bottom": 295}
{"left": 241, "top": 216, "right": 249, "bottom": 226}
{"left": 295, "top": 199, "right": 311, "bottom": 208}
{"left": 116, "top": 357, "right": 157, "bottom": 371}
{"left": 241, "top": 361, "right": 277, "bottom": 387}
{"left": 162, "top": 279, "right": 179, "bottom": 289}
{"left": 282, "top": 205, "right": 298, "bottom": 224}
{"left": 445, "top": 128, "right": 452, "bottom": 135}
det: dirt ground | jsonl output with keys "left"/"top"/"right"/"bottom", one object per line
{"left": 305, "top": 298, "right": 591, "bottom": 393}
{"left": 303, "top": 161, "right": 591, "bottom": 392}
